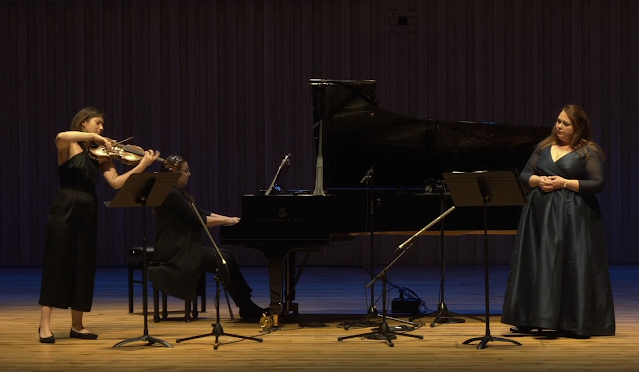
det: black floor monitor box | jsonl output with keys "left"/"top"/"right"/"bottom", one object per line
{"left": 391, "top": 298, "right": 420, "bottom": 314}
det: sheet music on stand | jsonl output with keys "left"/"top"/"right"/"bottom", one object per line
{"left": 445, "top": 169, "right": 526, "bottom": 207}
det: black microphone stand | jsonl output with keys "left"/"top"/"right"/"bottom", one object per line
{"left": 342, "top": 164, "right": 414, "bottom": 330}
{"left": 337, "top": 207, "right": 455, "bottom": 346}
{"left": 175, "top": 203, "right": 263, "bottom": 350}
{"left": 338, "top": 271, "right": 422, "bottom": 347}
{"left": 412, "top": 181, "right": 483, "bottom": 326}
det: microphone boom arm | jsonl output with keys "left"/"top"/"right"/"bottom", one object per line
{"left": 368, "top": 206, "right": 456, "bottom": 289}
{"left": 398, "top": 206, "right": 456, "bottom": 250}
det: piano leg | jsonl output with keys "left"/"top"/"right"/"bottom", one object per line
{"left": 285, "top": 252, "right": 297, "bottom": 315}
{"left": 263, "top": 248, "right": 316, "bottom": 318}
{"left": 266, "top": 258, "right": 284, "bottom": 316}
{"left": 266, "top": 253, "right": 297, "bottom": 316}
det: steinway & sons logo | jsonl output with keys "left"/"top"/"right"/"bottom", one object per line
{"left": 278, "top": 207, "right": 287, "bottom": 218}
{"left": 257, "top": 207, "right": 309, "bottom": 223}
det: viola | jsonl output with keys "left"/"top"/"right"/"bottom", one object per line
{"left": 89, "top": 137, "right": 178, "bottom": 170}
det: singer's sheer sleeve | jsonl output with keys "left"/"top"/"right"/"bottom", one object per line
{"left": 578, "top": 146, "right": 605, "bottom": 195}
{"left": 520, "top": 145, "right": 542, "bottom": 188}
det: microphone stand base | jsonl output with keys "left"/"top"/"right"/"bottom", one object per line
{"left": 338, "top": 321, "right": 423, "bottom": 347}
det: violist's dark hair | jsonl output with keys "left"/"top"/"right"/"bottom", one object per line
{"left": 70, "top": 106, "right": 105, "bottom": 149}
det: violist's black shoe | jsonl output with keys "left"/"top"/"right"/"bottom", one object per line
{"left": 39, "top": 328, "right": 55, "bottom": 344}
{"left": 70, "top": 329, "right": 98, "bottom": 340}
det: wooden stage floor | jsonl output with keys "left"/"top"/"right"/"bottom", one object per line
{"left": 1, "top": 265, "right": 638, "bottom": 371}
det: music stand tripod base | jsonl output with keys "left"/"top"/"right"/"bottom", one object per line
{"left": 113, "top": 335, "right": 173, "bottom": 348}
{"left": 462, "top": 334, "right": 522, "bottom": 350}
{"left": 420, "top": 303, "right": 485, "bottom": 327}
{"left": 428, "top": 303, "right": 468, "bottom": 326}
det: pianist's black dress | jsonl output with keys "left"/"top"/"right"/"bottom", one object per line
{"left": 501, "top": 144, "right": 615, "bottom": 337}
{"left": 39, "top": 149, "right": 100, "bottom": 312}
{"left": 148, "top": 188, "right": 255, "bottom": 310}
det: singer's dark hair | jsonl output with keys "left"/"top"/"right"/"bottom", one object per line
{"left": 538, "top": 104, "right": 606, "bottom": 161}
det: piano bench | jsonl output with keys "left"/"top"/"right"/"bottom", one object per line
{"left": 152, "top": 273, "right": 207, "bottom": 323}
{"left": 126, "top": 246, "right": 154, "bottom": 314}
{"left": 126, "top": 246, "right": 206, "bottom": 321}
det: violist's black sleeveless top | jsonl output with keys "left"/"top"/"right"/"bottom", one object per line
{"left": 39, "top": 149, "right": 100, "bottom": 311}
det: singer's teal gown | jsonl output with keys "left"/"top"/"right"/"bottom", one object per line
{"left": 501, "top": 144, "right": 615, "bottom": 337}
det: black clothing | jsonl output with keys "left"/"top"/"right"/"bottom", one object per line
{"left": 501, "top": 145, "right": 615, "bottom": 336}
{"left": 201, "top": 246, "right": 253, "bottom": 305}
{"left": 39, "top": 149, "right": 100, "bottom": 312}
{"left": 148, "top": 188, "right": 254, "bottom": 309}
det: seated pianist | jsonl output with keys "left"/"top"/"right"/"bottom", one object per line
{"left": 147, "top": 155, "right": 266, "bottom": 321}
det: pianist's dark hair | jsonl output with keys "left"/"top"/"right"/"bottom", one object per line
{"left": 538, "top": 104, "right": 606, "bottom": 162}
{"left": 160, "top": 154, "right": 195, "bottom": 204}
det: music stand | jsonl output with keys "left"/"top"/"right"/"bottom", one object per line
{"left": 111, "top": 172, "right": 180, "bottom": 348}
{"left": 443, "top": 170, "right": 525, "bottom": 349}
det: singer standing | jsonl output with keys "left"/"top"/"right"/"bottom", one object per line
{"left": 148, "top": 155, "right": 265, "bottom": 321}
{"left": 501, "top": 104, "right": 615, "bottom": 338}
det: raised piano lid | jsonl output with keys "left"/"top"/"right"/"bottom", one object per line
{"left": 309, "top": 79, "right": 549, "bottom": 190}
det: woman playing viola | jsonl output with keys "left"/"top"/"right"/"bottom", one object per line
{"left": 38, "top": 107, "right": 160, "bottom": 343}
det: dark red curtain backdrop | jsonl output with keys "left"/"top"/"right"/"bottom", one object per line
{"left": 1, "top": 0, "right": 637, "bottom": 266}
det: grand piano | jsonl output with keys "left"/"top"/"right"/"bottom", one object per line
{"left": 221, "top": 79, "right": 549, "bottom": 316}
